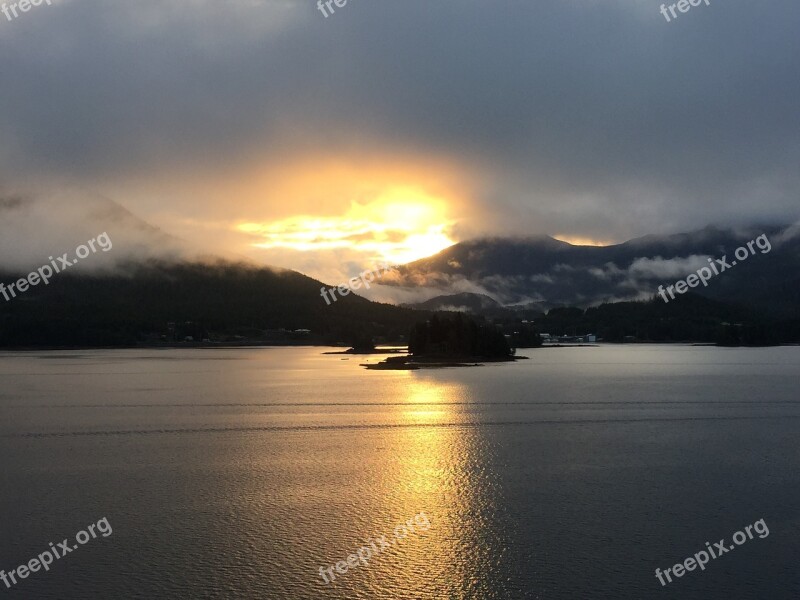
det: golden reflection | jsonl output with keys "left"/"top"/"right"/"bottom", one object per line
{"left": 400, "top": 383, "right": 451, "bottom": 424}
{"left": 368, "top": 376, "right": 481, "bottom": 598}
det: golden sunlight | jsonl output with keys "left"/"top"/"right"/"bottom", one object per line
{"left": 552, "top": 234, "right": 615, "bottom": 247}
{"left": 237, "top": 185, "right": 456, "bottom": 265}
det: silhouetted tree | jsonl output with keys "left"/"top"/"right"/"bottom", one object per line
{"left": 409, "top": 314, "right": 511, "bottom": 358}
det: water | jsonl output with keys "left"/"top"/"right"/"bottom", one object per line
{"left": 0, "top": 345, "right": 798, "bottom": 599}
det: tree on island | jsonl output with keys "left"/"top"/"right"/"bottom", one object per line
{"left": 408, "top": 313, "right": 512, "bottom": 358}
{"left": 348, "top": 332, "right": 376, "bottom": 353}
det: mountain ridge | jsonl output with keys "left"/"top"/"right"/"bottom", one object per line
{"left": 390, "top": 223, "right": 800, "bottom": 316}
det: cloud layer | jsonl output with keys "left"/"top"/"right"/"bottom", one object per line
{"left": 0, "top": 0, "right": 798, "bottom": 274}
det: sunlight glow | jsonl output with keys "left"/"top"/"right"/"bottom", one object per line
{"left": 553, "top": 234, "right": 615, "bottom": 247}
{"left": 237, "top": 186, "right": 457, "bottom": 265}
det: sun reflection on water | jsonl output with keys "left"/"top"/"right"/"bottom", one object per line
{"left": 360, "top": 376, "right": 501, "bottom": 598}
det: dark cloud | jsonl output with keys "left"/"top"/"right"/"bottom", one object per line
{"left": 0, "top": 0, "right": 798, "bottom": 244}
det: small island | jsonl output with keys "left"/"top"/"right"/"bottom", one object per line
{"left": 362, "top": 314, "right": 525, "bottom": 369}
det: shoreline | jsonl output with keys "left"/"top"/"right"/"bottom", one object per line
{"left": 361, "top": 354, "right": 529, "bottom": 370}
{"left": 0, "top": 341, "right": 795, "bottom": 352}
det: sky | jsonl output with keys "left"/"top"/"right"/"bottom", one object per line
{"left": 0, "top": 0, "right": 798, "bottom": 284}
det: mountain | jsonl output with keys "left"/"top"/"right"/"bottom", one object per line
{"left": 390, "top": 224, "right": 800, "bottom": 317}
{"left": 402, "top": 292, "right": 510, "bottom": 316}
{"left": 527, "top": 293, "right": 798, "bottom": 345}
{"left": 0, "top": 192, "right": 439, "bottom": 348}
{"left": 0, "top": 261, "right": 431, "bottom": 347}
{"left": 1, "top": 195, "right": 798, "bottom": 349}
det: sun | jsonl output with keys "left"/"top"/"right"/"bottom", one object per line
{"left": 237, "top": 186, "right": 456, "bottom": 265}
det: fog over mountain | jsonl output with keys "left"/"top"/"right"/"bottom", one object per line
{"left": 380, "top": 224, "right": 800, "bottom": 316}
{"left": 1, "top": 0, "right": 798, "bottom": 258}
{"left": 0, "top": 189, "right": 231, "bottom": 273}
{"left": 2, "top": 190, "right": 797, "bottom": 320}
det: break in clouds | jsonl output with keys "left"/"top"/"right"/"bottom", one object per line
{"left": 0, "top": 0, "right": 798, "bottom": 265}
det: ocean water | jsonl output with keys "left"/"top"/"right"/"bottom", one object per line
{"left": 0, "top": 345, "right": 798, "bottom": 599}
